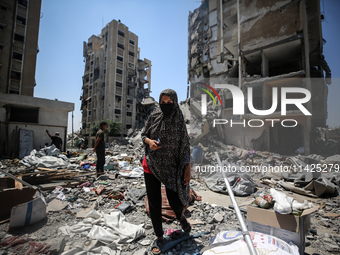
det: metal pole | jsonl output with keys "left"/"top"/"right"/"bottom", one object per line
{"left": 220, "top": 0, "right": 224, "bottom": 57}
{"left": 72, "top": 111, "right": 74, "bottom": 147}
{"left": 215, "top": 152, "right": 258, "bottom": 255}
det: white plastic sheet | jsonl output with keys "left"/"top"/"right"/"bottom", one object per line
{"left": 59, "top": 209, "right": 145, "bottom": 246}
{"left": 61, "top": 245, "right": 118, "bottom": 255}
{"left": 118, "top": 161, "right": 130, "bottom": 169}
{"left": 119, "top": 167, "right": 144, "bottom": 178}
{"left": 19, "top": 145, "right": 70, "bottom": 168}
{"left": 270, "top": 188, "right": 294, "bottom": 214}
{"left": 270, "top": 188, "right": 314, "bottom": 214}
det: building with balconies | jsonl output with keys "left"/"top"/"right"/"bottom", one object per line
{"left": 0, "top": 0, "right": 41, "bottom": 96}
{"left": 0, "top": 0, "right": 74, "bottom": 156}
{"left": 81, "top": 19, "right": 151, "bottom": 137}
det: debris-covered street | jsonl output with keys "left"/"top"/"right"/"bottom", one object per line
{"left": 1, "top": 0, "right": 340, "bottom": 254}
{"left": 1, "top": 100, "right": 339, "bottom": 254}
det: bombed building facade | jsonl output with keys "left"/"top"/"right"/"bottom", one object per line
{"left": 188, "top": 0, "right": 331, "bottom": 155}
{"left": 0, "top": 0, "right": 41, "bottom": 96}
{"left": 0, "top": 0, "right": 74, "bottom": 156}
{"left": 80, "top": 19, "right": 152, "bottom": 138}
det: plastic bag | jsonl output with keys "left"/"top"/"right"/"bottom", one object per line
{"left": 270, "top": 188, "right": 293, "bottom": 214}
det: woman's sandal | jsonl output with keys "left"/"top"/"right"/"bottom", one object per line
{"left": 179, "top": 216, "right": 192, "bottom": 233}
{"left": 151, "top": 238, "right": 164, "bottom": 254}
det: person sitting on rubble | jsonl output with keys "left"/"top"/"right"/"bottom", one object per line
{"left": 141, "top": 89, "right": 191, "bottom": 254}
{"left": 93, "top": 121, "right": 108, "bottom": 178}
{"left": 46, "top": 130, "right": 63, "bottom": 151}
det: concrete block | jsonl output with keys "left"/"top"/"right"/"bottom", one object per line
{"left": 49, "top": 237, "right": 66, "bottom": 255}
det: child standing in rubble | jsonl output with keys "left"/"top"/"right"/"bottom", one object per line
{"left": 93, "top": 121, "right": 108, "bottom": 178}
{"left": 141, "top": 89, "right": 191, "bottom": 254}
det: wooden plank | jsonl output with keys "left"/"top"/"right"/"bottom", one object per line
{"left": 14, "top": 176, "right": 23, "bottom": 190}
{"left": 0, "top": 218, "right": 10, "bottom": 224}
{"left": 37, "top": 167, "right": 67, "bottom": 172}
{"left": 35, "top": 181, "right": 82, "bottom": 190}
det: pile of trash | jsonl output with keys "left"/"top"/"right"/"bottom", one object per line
{"left": 19, "top": 145, "right": 70, "bottom": 168}
{"left": 251, "top": 188, "right": 314, "bottom": 214}
{"left": 190, "top": 139, "right": 340, "bottom": 199}
{"left": 0, "top": 115, "right": 339, "bottom": 254}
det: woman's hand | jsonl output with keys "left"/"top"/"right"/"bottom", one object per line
{"left": 184, "top": 163, "right": 191, "bottom": 185}
{"left": 147, "top": 138, "right": 162, "bottom": 151}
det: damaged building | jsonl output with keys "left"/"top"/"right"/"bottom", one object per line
{"left": 0, "top": 0, "right": 74, "bottom": 156}
{"left": 80, "top": 19, "right": 153, "bottom": 140}
{"left": 188, "top": 0, "right": 331, "bottom": 155}
{"left": 0, "top": 0, "right": 41, "bottom": 96}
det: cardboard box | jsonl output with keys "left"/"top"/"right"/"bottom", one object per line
{"left": 0, "top": 187, "right": 47, "bottom": 229}
{"left": 0, "top": 187, "right": 36, "bottom": 220}
{"left": 247, "top": 205, "right": 319, "bottom": 254}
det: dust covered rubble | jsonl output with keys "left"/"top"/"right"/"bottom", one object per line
{"left": 0, "top": 100, "right": 340, "bottom": 254}
{"left": 0, "top": 162, "right": 238, "bottom": 255}
{"left": 1, "top": 137, "right": 339, "bottom": 255}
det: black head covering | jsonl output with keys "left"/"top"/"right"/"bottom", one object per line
{"left": 159, "top": 88, "right": 178, "bottom": 104}
{"left": 141, "top": 89, "right": 191, "bottom": 205}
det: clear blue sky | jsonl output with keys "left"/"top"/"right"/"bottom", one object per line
{"left": 35, "top": 0, "right": 340, "bottom": 132}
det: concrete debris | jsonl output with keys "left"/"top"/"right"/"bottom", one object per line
{"left": 325, "top": 154, "right": 340, "bottom": 164}
{"left": 49, "top": 237, "right": 66, "bottom": 255}
{"left": 213, "top": 213, "right": 223, "bottom": 223}
{"left": 0, "top": 101, "right": 338, "bottom": 254}
{"left": 188, "top": 101, "right": 340, "bottom": 199}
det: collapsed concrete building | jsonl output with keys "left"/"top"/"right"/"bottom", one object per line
{"left": 0, "top": 0, "right": 74, "bottom": 156}
{"left": 188, "top": 0, "right": 331, "bottom": 155}
{"left": 80, "top": 19, "right": 153, "bottom": 142}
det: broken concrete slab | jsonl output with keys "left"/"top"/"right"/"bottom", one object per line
{"left": 49, "top": 237, "right": 66, "bottom": 255}
{"left": 47, "top": 199, "right": 68, "bottom": 212}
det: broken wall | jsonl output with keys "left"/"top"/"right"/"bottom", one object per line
{"left": 240, "top": 0, "right": 303, "bottom": 52}
{"left": 188, "top": 0, "right": 329, "bottom": 155}
{"left": 0, "top": 94, "right": 74, "bottom": 156}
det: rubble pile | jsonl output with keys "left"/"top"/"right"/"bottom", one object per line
{"left": 0, "top": 100, "right": 339, "bottom": 254}
{"left": 0, "top": 157, "right": 238, "bottom": 254}
{"left": 66, "top": 131, "right": 82, "bottom": 148}
{"left": 190, "top": 137, "right": 340, "bottom": 198}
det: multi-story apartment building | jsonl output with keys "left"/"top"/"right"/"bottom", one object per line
{"left": 81, "top": 19, "right": 151, "bottom": 137}
{"left": 0, "top": 0, "right": 74, "bottom": 156}
{"left": 0, "top": 0, "right": 41, "bottom": 96}
{"left": 189, "top": 0, "right": 331, "bottom": 155}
